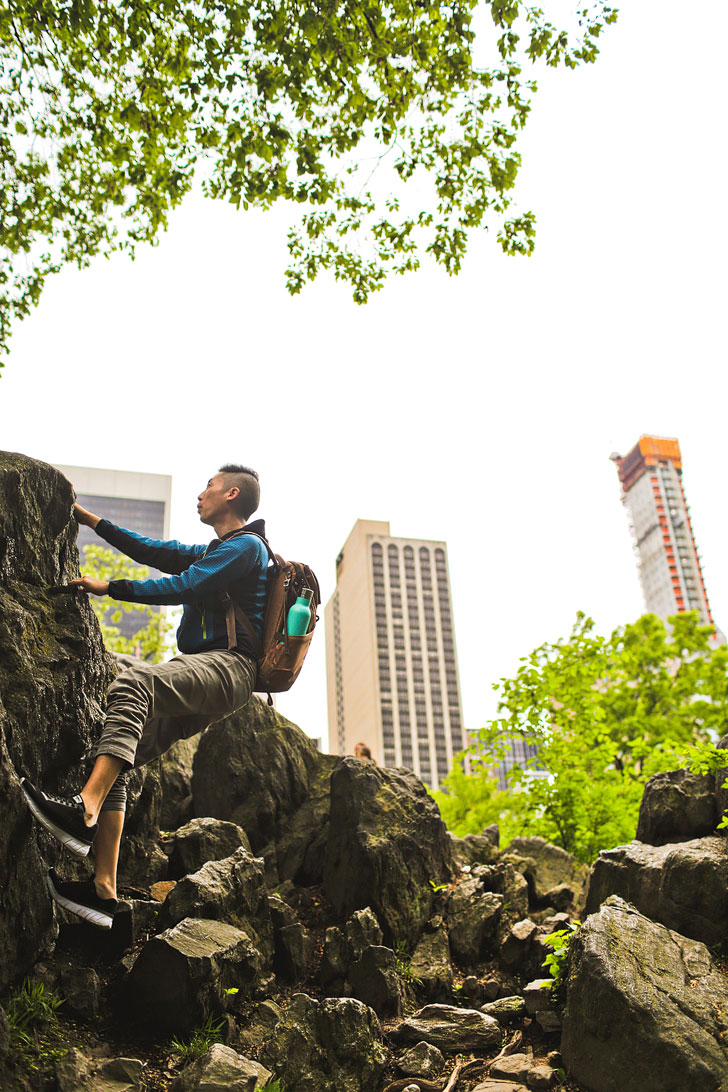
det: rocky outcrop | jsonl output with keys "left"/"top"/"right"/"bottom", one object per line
{"left": 261, "top": 993, "right": 387, "bottom": 1092}
{"left": 323, "top": 759, "right": 454, "bottom": 947}
{"left": 562, "top": 895, "right": 728, "bottom": 1092}
{"left": 448, "top": 873, "right": 503, "bottom": 965}
{"left": 584, "top": 835, "right": 728, "bottom": 947}
{"left": 191, "top": 699, "right": 327, "bottom": 882}
{"left": 56, "top": 1051, "right": 144, "bottom": 1092}
{"left": 409, "top": 920, "right": 454, "bottom": 1001}
{"left": 635, "top": 769, "right": 719, "bottom": 845}
{"left": 0, "top": 452, "right": 115, "bottom": 991}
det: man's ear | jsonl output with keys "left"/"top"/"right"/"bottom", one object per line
{"left": 226, "top": 486, "right": 240, "bottom": 503}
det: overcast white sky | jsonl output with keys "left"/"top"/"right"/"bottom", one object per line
{"left": 1, "top": 0, "right": 726, "bottom": 752}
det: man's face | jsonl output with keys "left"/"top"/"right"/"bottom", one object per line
{"left": 197, "top": 474, "right": 233, "bottom": 525}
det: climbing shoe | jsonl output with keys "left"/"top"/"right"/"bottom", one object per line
{"left": 20, "top": 778, "right": 98, "bottom": 857}
{"left": 46, "top": 869, "right": 118, "bottom": 930}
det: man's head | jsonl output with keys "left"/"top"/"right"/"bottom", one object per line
{"left": 354, "top": 741, "right": 372, "bottom": 760}
{"left": 197, "top": 464, "right": 260, "bottom": 527}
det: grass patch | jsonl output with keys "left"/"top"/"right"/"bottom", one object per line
{"left": 170, "top": 1014, "right": 225, "bottom": 1063}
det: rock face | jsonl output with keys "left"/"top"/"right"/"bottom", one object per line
{"left": 191, "top": 700, "right": 327, "bottom": 882}
{"left": 562, "top": 895, "right": 728, "bottom": 1092}
{"left": 261, "top": 993, "right": 387, "bottom": 1092}
{"left": 323, "top": 759, "right": 454, "bottom": 947}
{"left": 635, "top": 768, "right": 719, "bottom": 844}
{"left": 448, "top": 875, "right": 503, "bottom": 965}
{"left": 125, "top": 917, "right": 268, "bottom": 1032}
{"left": 0, "top": 452, "right": 115, "bottom": 991}
{"left": 409, "top": 922, "right": 454, "bottom": 1001}
{"left": 584, "top": 836, "right": 728, "bottom": 947}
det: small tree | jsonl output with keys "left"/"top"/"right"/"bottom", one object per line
{"left": 81, "top": 544, "right": 176, "bottom": 663}
{"left": 434, "top": 611, "right": 728, "bottom": 863}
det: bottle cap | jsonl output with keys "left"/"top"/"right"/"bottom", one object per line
{"left": 300, "top": 588, "right": 314, "bottom": 602}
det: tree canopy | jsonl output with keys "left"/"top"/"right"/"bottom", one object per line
{"left": 433, "top": 611, "right": 728, "bottom": 863}
{"left": 83, "top": 543, "right": 175, "bottom": 662}
{"left": 1, "top": 0, "right": 617, "bottom": 361}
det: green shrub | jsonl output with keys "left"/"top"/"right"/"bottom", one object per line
{"left": 4, "top": 978, "right": 63, "bottom": 1049}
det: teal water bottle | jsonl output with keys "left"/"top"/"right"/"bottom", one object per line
{"left": 287, "top": 588, "right": 314, "bottom": 636}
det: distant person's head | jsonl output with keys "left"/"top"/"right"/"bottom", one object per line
{"left": 198, "top": 465, "right": 260, "bottom": 526}
{"left": 354, "top": 742, "right": 373, "bottom": 760}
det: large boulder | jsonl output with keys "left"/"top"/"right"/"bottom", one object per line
{"left": 0, "top": 452, "right": 115, "bottom": 990}
{"left": 323, "top": 759, "right": 454, "bottom": 947}
{"left": 501, "top": 836, "right": 588, "bottom": 913}
{"left": 562, "top": 895, "right": 728, "bottom": 1092}
{"left": 635, "top": 769, "right": 719, "bottom": 845}
{"left": 409, "top": 921, "right": 454, "bottom": 1001}
{"left": 584, "top": 836, "right": 728, "bottom": 948}
{"left": 124, "top": 917, "right": 266, "bottom": 1032}
{"left": 159, "top": 735, "right": 200, "bottom": 831}
{"left": 191, "top": 700, "right": 326, "bottom": 881}
{"left": 261, "top": 993, "right": 387, "bottom": 1092}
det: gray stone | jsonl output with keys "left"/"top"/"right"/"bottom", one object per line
{"left": 396, "top": 1004, "right": 502, "bottom": 1053}
{"left": 449, "top": 831, "right": 500, "bottom": 869}
{"left": 0, "top": 453, "right": 117, "bottom": 991}
{"left": 0, "top": 1004, "right": 9, "bottom": 1059}
{"left": 60, "top": 964, "right": 103, "bottom": 1019}
{"left": 274, "top": 923, "right": 314, "bottom": 983}
{"left": 169, "top": 1043, "right": 271, "bottom": 1091}
{"left": 324, "top": 759, "right": 454, "bottom": 948}
{"left": 398, "top": 1040, "right": 445, "bottom": 1078}
{"left": 157, "top": 848, "right": 274, "bottom": 971}
{"left": 318, "top": 925, "right": 349, "bottom": 992}
{"left": 527, "top": 1064, "right": 558, "bottom": 1090}
{"left": 471, "top": 1081, "right": 528, "bottom": 1092}
{"left": 274, "top": 752, "right": 339, "bottom": 885}
{"left": 562, "top": 895, "right": 728, "bottom": 1092}
{"left": 409, "top": 923, "right": 454, "bottom": 1002}
{"left": 491, "top": 1053, "right": 532, "bottom": 1082}
{"left": 164, "top": 817, "right": 251, "bottom": 879}
{"left": 522, "top": 979, "right": 553, "bottom": 1014}
{"left": 192, "top": 700, "right": 328, "bottom": 883}
{"left": 235, "top": 1000, "right": 282, "bottom": 1055}
{"left": 502, "top": 837, "right": 588, "bottom": 913}
{"left": 125, "top": 917, "right": 267, "bottom": 1033}
{"left": 345, "top": 906, "right": 383, "bottom": 959}
{"left": 56, "top": 1049, "right": 144, "bottom": 1092}
{"left": 348, "top": 944, "right": 401, "bottom": 1016}
{"left": 499, "top": 918, "right": 537, "bottom": 967}
{"left": 481, "top": 996, "right": 526, "bottom": 1023}
{"left": 584, "top": 836, "right": 728, "bottom": 947}
{"left": 447, "top": 876, "right": 503, "bottom": 964}
{"left": 636, "top": 768, "right": 719, "bottom": 845}
{"left": 159, "top": 734, "right": 200, "bottom": 831}
{"left": 261, "top": 993, "right": 387, "bottom": 1092}
{"left": 535, "top": 1010, "right": 562, "bottom": 1033}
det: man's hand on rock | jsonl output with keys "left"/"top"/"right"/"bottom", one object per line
{"left": 69, "top": 576, "right": 109, "bottom": 597}
{"left": 73, "top": 502, "right": 101, "bottom": 529}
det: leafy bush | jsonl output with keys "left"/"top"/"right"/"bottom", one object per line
{"left": 542, "top": 922, "right": 581, "bottom": 991}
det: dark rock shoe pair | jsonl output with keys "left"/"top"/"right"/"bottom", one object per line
{"left": 20, "top": 778, "right": 118, "bottom": 930}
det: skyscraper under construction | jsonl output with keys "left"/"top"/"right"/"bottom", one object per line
{"left": 610, "top": 435, "right": 717, "bottom": 630}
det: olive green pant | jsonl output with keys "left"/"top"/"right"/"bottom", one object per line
{"left": 95, "top": 649, "right": 257, "bottom": 812}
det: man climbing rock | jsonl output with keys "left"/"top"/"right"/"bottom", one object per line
{"left": 22, "top": 464, "right": 268, "bottom": 928}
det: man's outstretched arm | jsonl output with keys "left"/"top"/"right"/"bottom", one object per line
{"left": 74, "top": 502, "right": 203, "bottom": 574}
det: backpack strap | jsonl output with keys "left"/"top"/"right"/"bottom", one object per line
{"left": 221, "top": 528, "right": 280, "bottom": 656}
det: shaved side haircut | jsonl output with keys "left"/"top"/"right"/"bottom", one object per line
{"left": 218, "top": 464, "right": 260, "bottom": 519}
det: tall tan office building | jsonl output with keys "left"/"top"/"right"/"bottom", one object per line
{"left": 325, "top": 519, "right": 465, "bottom": 790}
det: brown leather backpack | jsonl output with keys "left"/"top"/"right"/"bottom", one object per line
{"left": 222, "top": 531, "right": 320, "bottom": 701}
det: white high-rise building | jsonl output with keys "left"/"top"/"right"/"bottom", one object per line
{"left": 610, "top": 436, "right": 717, "bottom": 630}
{"left": 325, "top": 519, "right": 465, "bottom": 790}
